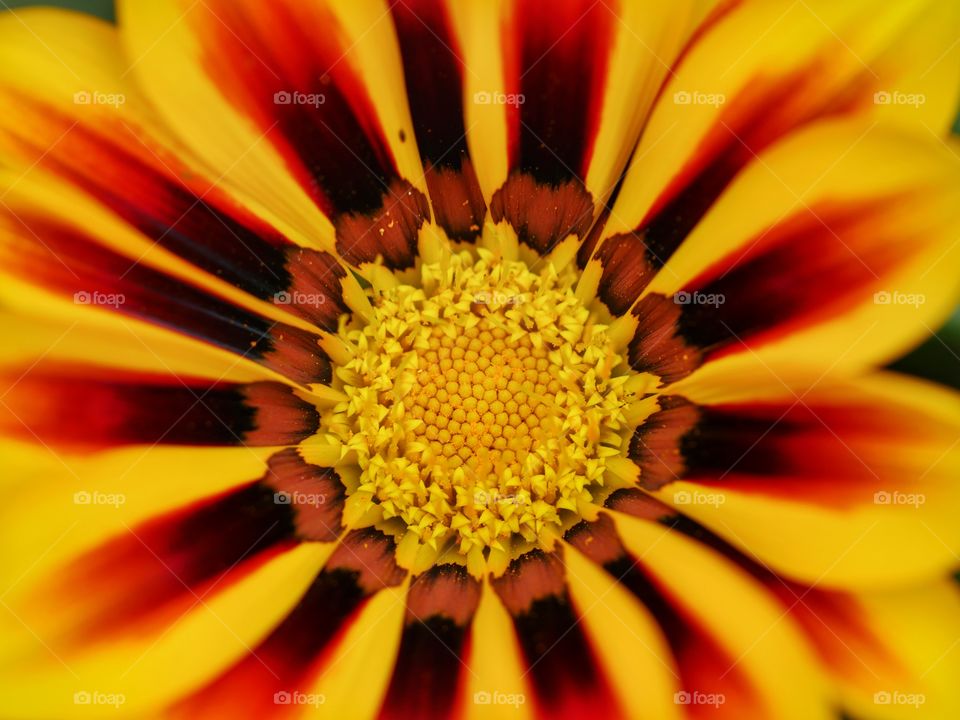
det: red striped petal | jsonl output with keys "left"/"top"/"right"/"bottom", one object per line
{"left": 568, "top": 515, "right": 768, "bottom": 718}
{"left": 490, "top": 550, "right": 622, "bottom": 719}
{"left": 185, "top": 1, "right": 430, "bottom": 271}
{"left": 178, "top": 529, "right": 406, "bottom": 718}
{"left": 390, "top": 0, "right": 486, "bottom": 243}
{"left": 0, "top": 215, "right": 331, "bottom": 385}
{"left": 0, "top": 367, "right": 317, "bottom": 450}
{"left": 378, "top": 564, "right": 482, "bottom": 720}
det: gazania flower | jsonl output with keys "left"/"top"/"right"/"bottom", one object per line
{"left": 2, "top": 0, "right": 960, "bottom": 718}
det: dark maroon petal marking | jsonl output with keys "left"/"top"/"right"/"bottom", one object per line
{"left": 634, "top": 399, "right": 919, "bottom": 505}
{"left": 324, "top": 527, "right": 409, "bottom": 593}
{"left": 52, "top": 480, "right": 298, "bottom": 640}
{"left": 605, "top": 488, "right": 677, "bottom": 521}
{"left": 491, "top": 550, "right": 567, "bottom": 617}
{"left": 505, "top": 0, "right": 614, "bottom": 184}
{"left": 391, "top": 0, "right": 468, "bottom": 168}
{"left": 0, "top": 216, "right": 331, "bottom": 385}
{"left": 404, "top": 563, "right": 483, "bottom": 625}
{"left": 626, "top": 199, "right": 913, "bottom": 385}
{"left": 588, "top": 43, "right": 875, "bottom": 315}
{"left": 490, "top": 172, "right": 594, "bottom": 255}
{"left": 260, "top": 327, "right": 332, "bottom": 387}
{"left": 600, "top": 499, "right": 910, "bottom": 712}
{"left": 593, "top": 507, "right": 905, "bottom": 715}
{"left": 623, "top": 387, "right": 934, "bottom": 509}
{"left": 671, "top": 404, "right": 796, "bottom": 478}
{"left": 641, "top": 140, "right": 749, "bottom": 275}
{"left": 627, "top": 396, "right": 805, "bottom": 492}
{"left": 334, "top": 178, "right": 430, "bottom": 270}
{"left": 675, "top": 200, "right": 904, "bottom": 357}
{"left": 423, "top": 158, "right": 488, "bottom": 243}
{"left": 0, "top": 368, "right": 317, "bottom": 449}
{"left": 623, "top": 59, "right": 875, "bottom": 279}
{"left": 628, "top": 396, "right": 701, "bottom": 490}
{"left": 5, "top": 92, "right": 356, "bottom": 331}
{"left": 564, "top": 514, "right": 626, "bottom": 566}
{"left": 770, "top": 580, "right": 909, "bottom": 682}
{"left": 486, "top": 0, "right": 618, "bottom": 257}
{"left": 3, "top": 92, "right": 298, "bottom": 301}
{"left": 569, "top": 514, "right": 761, "bottom": 716}
{"left": 637, "top": 94, "right": 784, "bottom": 276}
{"left": 194, "top": 2, "right": 430, "bottom": 270}
{"left": 179, "top": 529, "right": 406, "bottom": 717}
{"left": 575, "top": 200, "right": 611, "bottom": 269}
{"left": 242, "top": 383, "right": 321, "bottom": 445}
{"left": 261, "top": 448, "right": 345, "bottom": 542}
{"left": 657, "top": 512, "right": 909, "bottom": 688}
{"left": 607, "top": 556, "right": 758, "bottom": 714}
{"left": 627, "top": 294, "right": 703, "bottom": 385}
{"left": 591, "top": 231, "right": 656, "bottom": 316}
{"left": 491, "top": 550, "right": 621, "bottom": 719}
{"left": 391, "top": 0, "right": 486, "bottom": 242}
{"left": 379, "top": 565, "right": 482, "bottom": 720}
{"left": 198, "top": 3, "right": 392, "bottom": 217}
{"left": 278, "top": 247, "right": 350, "bottom": 332}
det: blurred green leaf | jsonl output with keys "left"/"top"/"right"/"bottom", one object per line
{"left": 890, "top": 311, "right": 960, "bottom": 389}
{"left": 2, "top": 0, "right": 113, "bottom": 21}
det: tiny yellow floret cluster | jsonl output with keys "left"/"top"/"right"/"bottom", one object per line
{"left": 326, "top": 251, "right": 629, "bottom": 571}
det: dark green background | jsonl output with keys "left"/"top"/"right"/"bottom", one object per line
{"left": 4, "top": 0, "right": 113, "bottom": 19}
{"left": 4, "top": 0, "right": 959, "bottom": 388}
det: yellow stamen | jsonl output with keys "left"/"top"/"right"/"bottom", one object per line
{"left": 322, "top": 251, "right": 630, "bottom": 574}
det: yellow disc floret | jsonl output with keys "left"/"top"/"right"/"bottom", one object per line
{"left": 324, "top": 250, "right": 629, "bottom": 574}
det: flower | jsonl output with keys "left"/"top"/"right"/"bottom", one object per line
{"left": 1, "top": 0, "right": 959, "bottom": 718}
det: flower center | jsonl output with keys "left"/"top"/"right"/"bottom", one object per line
{"left": 324, "top": 251, "right": 630, "bottom": 575}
